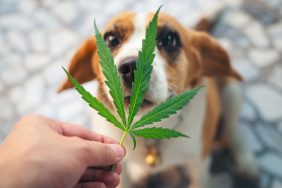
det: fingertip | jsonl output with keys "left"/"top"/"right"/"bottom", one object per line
{"left": 109, "top": 144, "right": 125, "bottom": 160}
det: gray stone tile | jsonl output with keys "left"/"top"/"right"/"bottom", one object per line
{"left": 256, "top": 123, "right": 282, "bottom": 152}
{"left": 0, "top": 31, "right": 4, "bottom": 47}
{"left": 0, "top": 96, "right": 15, "bottom": 122}
{"left": 260, "top": 173, "right": 271, "bottom": 188}
{"left": 36, "top": 104, "right": 56, "bottom": 119}
{"left": 233, "top": 58, "right": 259, "bottom": 81}
{"left": 0, "top": 14, "right": 34, "bottom": 31}
{"left": 0, "top": 81, "right": 3, "bottom": 94}
{"left": 51, "top": 88, "right": 78, "bottom": 107}
{"left": 43, "top": 60, "right": 65, "bottom": 86}
{"left": 8, "top": 74, "right": 45, "bottom": 115}
{"left": 49, "top": 29, "right": 78, "bottom": 57}
{"left": 240, "top": 123, "right": 263, "bottom": 152}
{"left": 0, "top": 34, "right": 11, "bottom": 57}
{"left": 0, "top": 120, "right": 15, "bottom": 142}
{"left": 40, "top": 0, "right": 58, "bottom": 9}
{"left": 29, "top": 29, "right": 48, "bottom": 53}
{"left": 17, "top": 0, "right": 37, "bottom": 14}
{"left": 221, "top": 0, "right": 243, "bottom": 7}
{"left": 73, "top": 14, "right": 97, "bottom": 35}
{"left": 224, "top": 10, "right": 252, "bottom": 28}
{"left": 248, "top": 48, "right": 279, "bottom": 68}
{"left": 25, "top": 54, "right": 49, "bottom": 72}
{"left": 242, "top": 0, "right": 279, "bottom": 25}
{"left": 278, "top": 121, "right": 282, "bottom": 133}
{"left": 247, "top": 85, "right": 282, "bottom": 121}
{"left": 52, "top": 1, "right": 78, "bottom": 24}
{"left": 268, "top": 21, "right": 282, "bottom": 51}
{"left": 57, "top": 99, "right": 86, "bottom": 122}
{"left": 7, "top": 30, "right": 29, "bottom": 54}
{"left": 259, "top": 153, "right": 282, "bottom": 177}
{"left": 262, "top": 0, "right": 282, "bottom": 9}
{"left": 33, "top": 9, "right": 60, "bottom": 29}
{"left": 218, "top": 38, "right": 233, "bottom": 52}
{"left": 77, "top": 0, "right": 104, "bottom": 12}
{"left": 272, "top": 179, "right": 282, "bottom": 188}
{"left": 268, "top": 65, "right": 282, "bottom": 90}
{"left": 0, "top": 56, "right": 28, "bottom": 86}
{"left": 240, "top": 100, "right": 257, "bottom": 120}
{"left": 244, "top": 21, "right": 270, "bottom": 48}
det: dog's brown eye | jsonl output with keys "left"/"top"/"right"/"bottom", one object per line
{"left": 104, "top": 32, "right": 120, "bottom": 49}
{"left": 157, "top": 28, "right": 181, "bottom": 54}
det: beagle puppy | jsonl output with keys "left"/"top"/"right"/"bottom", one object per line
{"left": 59, "top": 11, "right": 258, "bottom": 188}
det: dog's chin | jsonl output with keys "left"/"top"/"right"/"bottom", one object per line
{"left": 124, "top": 96, "right": 155, "bottom": 109}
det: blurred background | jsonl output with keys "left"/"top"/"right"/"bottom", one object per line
{"left": 0, "top": 0, "right": 281, "bottom": 187}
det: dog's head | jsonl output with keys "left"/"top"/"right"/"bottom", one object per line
{"left": 58, "top": 12, "right": 241, "bottom": 113}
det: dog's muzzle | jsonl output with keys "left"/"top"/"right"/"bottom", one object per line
{"left": 118, "top": 57, "right": 137, "bottom": 89}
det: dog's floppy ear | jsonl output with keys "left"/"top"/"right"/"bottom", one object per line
{"left": 189, "top": 31, "right": 242, "bottom": 80}
{"left": 58, "top": 37, "right": 97, "bottom": 92}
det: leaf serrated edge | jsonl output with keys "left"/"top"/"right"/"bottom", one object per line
{"left": 130, "top": 127, "right": 189, "bottom": 139}
{"left": 94, "top": 21, "right": 127, "bottom": 128}
{"left": 127, "top": 6, "right": 162, "bottom": 127}
{"left": 62, "top": 67, "right": 125, "bottom": 131}
{"left": 131, "top": 86, "right": 204, "bottom": 130}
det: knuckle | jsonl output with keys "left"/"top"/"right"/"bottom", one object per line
{"left": 77, "top": 139, "right": 93, "bottom": 162}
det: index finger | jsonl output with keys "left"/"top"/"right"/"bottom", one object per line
{"left": 46, "top": 117, "right": 117, "bottom": 144}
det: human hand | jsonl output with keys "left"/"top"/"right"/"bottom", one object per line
{"left": 0, "top": 115, "right": 125, "bottom": 188}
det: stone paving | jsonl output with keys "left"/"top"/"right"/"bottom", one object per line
{"left": 0, "top": 0, "right": 281, "bottom": 187}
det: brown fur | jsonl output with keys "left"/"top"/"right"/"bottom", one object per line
{"left": 103, "top": 12, "right": 135, "bottom": 57}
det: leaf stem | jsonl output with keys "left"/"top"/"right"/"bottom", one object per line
{"left": 119, "top": 131, "right": 127, "bottom": 145}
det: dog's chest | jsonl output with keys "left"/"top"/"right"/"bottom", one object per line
{"left": 91, "top": 88, "right": 206, "bottom": 179}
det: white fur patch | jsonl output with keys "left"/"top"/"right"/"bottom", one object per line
{"left": 104, "top": 13, "right": 169, "bottom": 107}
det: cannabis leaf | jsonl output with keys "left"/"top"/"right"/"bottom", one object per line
{"left": 63, "top": 67, "right": 124, "bottom": 131}
{"left": 94, "top": 22, "right": 127, "bottom": 127}
{"left": 127, "top": 6, "right": 161, "bottom": 127}
{"left": 130, "top": 127, "right": 189, "bottom": 139}
{"left": 132, "top": 86, "right": 204, "bottom": 129}
{"left": 63, "top": 6, "right": 203, "bottom": 151}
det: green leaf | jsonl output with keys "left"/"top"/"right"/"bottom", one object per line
{"left": 127, "top": 6, "right": 161, "bottom": 126}
{"left": 63, "top": 67, "right": 125, "bottom": 131}
{"left": 129, "top": 133, "right": 137, "bottom": 150}
{"left": 130, "top": 127, "right": 189, "bottom": 139}
{"left": 94, "top": 22, "right": 126, "bottom": 127}
{"left": 131, "top": 86, "right": 204, "bottom": 129}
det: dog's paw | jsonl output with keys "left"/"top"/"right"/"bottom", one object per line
{"left": 235, "top": 152, "right": 259, "bottom": 178}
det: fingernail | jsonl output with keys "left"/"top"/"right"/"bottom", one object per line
{"left": 110, "top": 144, "right": 124, "bottom": 159}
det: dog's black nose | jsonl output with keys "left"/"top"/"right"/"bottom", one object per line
{"left": 118, "top": 58, "right": 137, "bottom": 89}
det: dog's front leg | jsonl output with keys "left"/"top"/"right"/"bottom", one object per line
{"left": 187, "top": 157, "right": 202, "bottom": 188}
{"left": 221, "top": 79, "right": 259, "bottom": 178}
{"left": 120, "top": 162, "right": 150, "bottom": 188}
{"left": 118, "top": 162, "right": 132, "bottom": 188}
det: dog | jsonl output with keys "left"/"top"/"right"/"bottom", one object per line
{"left": 58, "top": 10, "right": 259, "bottom": 188}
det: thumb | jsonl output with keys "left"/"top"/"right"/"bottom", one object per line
{"left": 80, "top": 141, "right": 125, "bottom": 167}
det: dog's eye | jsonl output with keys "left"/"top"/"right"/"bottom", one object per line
{"left": 157, "top": 30, "right": 181, "bottom": 53}
{"left": 104, "top": 32, "right": 120, "bottom": 49}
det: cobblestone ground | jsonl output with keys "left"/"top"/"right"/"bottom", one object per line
{"left": 0, "top": 0, "right": 281, "bottom": 187}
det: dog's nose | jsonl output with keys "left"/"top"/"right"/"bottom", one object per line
{"left": 118, "top": 58, "right": 137, "bottom": 88}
